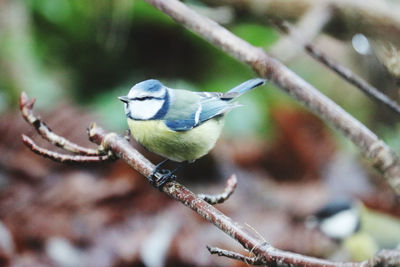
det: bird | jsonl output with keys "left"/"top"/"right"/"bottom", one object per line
{"left": 307, "top": 200, "right": 400, "bottom": 261}
{"left": 309, "top": 200, "right": 361, "bottom": 242}
{"left": 118, "top": 78, "right": 266, "bottom": 187}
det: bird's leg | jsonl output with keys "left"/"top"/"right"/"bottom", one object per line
{"left": 153, "top": 159, "right": 169, "bottom": 173}
{"left": 149, "top": 160, "right": 188, "bottom": 189}
{"left": 123, "top": 129, "right": 131, "bottom": 142}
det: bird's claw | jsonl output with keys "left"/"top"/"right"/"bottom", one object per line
{"left": 149, "top": 169, "right": 176, "bottom": 190}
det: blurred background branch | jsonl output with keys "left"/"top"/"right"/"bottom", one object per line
{"left": 200, "top": 0, "right": 400, "bottom": 45}
{"left": 269, "top": 18, "right": 400, "bottom": 117}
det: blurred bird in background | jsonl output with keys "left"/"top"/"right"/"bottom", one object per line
{"left": 307, "top": 199, "right": 400, "bottom": 261}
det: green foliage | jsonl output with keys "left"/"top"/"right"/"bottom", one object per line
{"left": 231, "top": 23, "right": 279, "bottom": 47}
{"left": 90, "top": 85, "right": 128, "bottom": 130}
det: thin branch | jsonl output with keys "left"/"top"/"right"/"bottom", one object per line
{"left": 305, "top": 43, "right": 400, "bottom": 115}
{"left": 270, "top": 18, "right": 400, "bottom": 117}
{"left": 198, "top": 174, "right": 237, "bottom": 205}
{"left": 144, "top": 0, "right": 400, "bottom": 195}
{"left": 22, "top": 134, "right": 112, "bottom": 163}
{"left": 207, "top": 246, "right": 265, "bottom": 265}
{"left": 19, "top": 92, "right": 101, "bottom": 156}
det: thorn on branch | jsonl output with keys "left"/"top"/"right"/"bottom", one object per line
{"left": 19, "top": 92, "right": 102, "bottom": 156}
{"left": 22, "top": 135, "right": 113, "bottom": 163}
{"left": 197, "top": 174, "right": 237, "bottom": 205}
{"left": 206, "top": 246, "right": 265, "bottom": 265}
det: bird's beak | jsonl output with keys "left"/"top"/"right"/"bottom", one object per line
{"left": 118, "top": 96, "right": 129, "bottom": 103}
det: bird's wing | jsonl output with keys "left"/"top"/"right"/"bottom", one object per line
{"left": 196, "top": 78, "right": 266, "bottom": 100}
{"left": 197, "top": 97, "right": 239, "bottom": 123}
{"left": 163, "top": 79, "right": 265, "bottom": 131}
{"left": 194, "top": 91, "right": 224, "bottom": 99}
{"left": 163, "top": 89, "right": 201, "bottom": 131}
{"left": 164, "top": 117, "right": 198, "bottom": 131}
{"left": 163, "top": 91, "right": 237, "bottom": 131}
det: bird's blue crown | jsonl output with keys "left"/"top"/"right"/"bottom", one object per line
{"left": 136, "top": 79, "right": 163, "bottom": 92}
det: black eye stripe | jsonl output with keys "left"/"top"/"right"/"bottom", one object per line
{"left": 132, "top": 96, "right": 163, "bottom": 101}
{"left": 134, "top": 96, "right": 152, "bottom": 101}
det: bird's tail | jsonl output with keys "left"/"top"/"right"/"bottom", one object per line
{"left": 222, "top": 78, "right": 266, "bottom": 100}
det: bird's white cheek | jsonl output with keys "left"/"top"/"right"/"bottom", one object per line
{"left": 320, "top": 210, "right": 359, "bottom": 239}
{"left": 129, "top": 99, "right": 164, "bottom": 120}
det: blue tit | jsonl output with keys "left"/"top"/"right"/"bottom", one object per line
{"left": 308, "top": 200, "right": 400, "bottom": 261}
{"left": 118, "top": 78, "right": 266, "bottom": 186}
{"left": 310, "top": 200, "right": 361, "bottom": 241}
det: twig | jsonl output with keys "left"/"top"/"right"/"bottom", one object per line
{"left": 22, "top": 134, "right": 112, "bottom": 163}
{"left": 207, "top": 246, "right": 265, "bottom": 265}
{"left": 305, "top": 43, "right": 400, "bottom": 115}
{"left": 19, "top": 92, "right": 101, "bottom": 156}
{"left": 270, "top": 18, "right": 400, "bottom": 117}
{"left": 198, "top": 174, "right": 237, "bottom": 205}
{"left": 144, "top": 0, "right": 400, "bottom": 195}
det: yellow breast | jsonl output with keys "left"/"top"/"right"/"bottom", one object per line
{"left": 127, "top": 118, "right": 224, "bottom": 162}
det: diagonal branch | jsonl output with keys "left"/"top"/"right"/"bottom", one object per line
{"left": 21, "top": 93, "right": 400, "bottom": 266}
{"left": 305, "top": 43, "right": 400, "bottom": 115}
{"left": 269, "top": 18, "right": 400, "bottom": 116}
{"left": 87, "top": 124, "right": 348, "bottom": 267}
{"left": 144, "top": 0, "right": 400, "bottom": 195}
{"left": 88, "top": 120, "right": 400, "bottom": 267}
